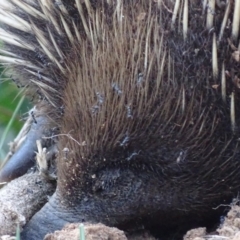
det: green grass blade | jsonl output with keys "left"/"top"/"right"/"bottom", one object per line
{"left": 0, "top": 95, "right": 25, "bottom": 159}
{"left": 79, "top": 223, "right": 85, "bottom": 240}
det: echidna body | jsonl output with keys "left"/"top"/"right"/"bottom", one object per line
{"left": 0, "top": 0, "right": 240, "bottom": 239}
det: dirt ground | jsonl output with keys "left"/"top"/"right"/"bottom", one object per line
{"left": 184, "top": 204, "right": 240, "bottom": 240}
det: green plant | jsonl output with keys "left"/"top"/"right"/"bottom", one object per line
{"left": 15, "top": 223, "right": 21, "bottom": 240}
{"left": 0, "top": 70, "right": 31, "bottom": 161}
{"left": 79, "top": 223, "right": 85, "bottom": 240}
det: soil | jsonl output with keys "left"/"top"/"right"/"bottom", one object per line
{"left": 184, "top": 203, "right": 240, "bottom": 240}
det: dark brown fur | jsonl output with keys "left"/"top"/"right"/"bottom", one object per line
{"left": 0, "top": 0, "right": 240, "bottom": 239}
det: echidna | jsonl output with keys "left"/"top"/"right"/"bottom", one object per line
{"left": 0, "top": 0, "right": 240, "bottom": 239}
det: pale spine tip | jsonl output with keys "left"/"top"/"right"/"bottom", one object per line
{"left": 219, "top": 1, "right": 231, "bottom": 42}
{"left": 232, "top": 0, "right": 240, "bottom": 40}
{"left": 230, "top": 92, "right": 236, "bottom": 132}
{"left": 0, "top": 29, "right": 34, "bottom": 50}
{"left": 183, "top": 0, "right": 188, "bottom": 40}
{"left": 11, "top": 0, "right": 46, "bottom": 20}
{"left": 0, "top": 9, "right": 32, "bottom": 33}
{"left": 206, "top": 0, "right": 215, "bottom": 30}
{"left": 171, "top": 0, "right": 181, "bottom": 29}
{"left": 56, "top": 0, "right": 68, "bottom": 14}
{"left": 0, "top": 55, "right": 32, "bottom": 67}
{"left": 212, "top": 33, "right": 218, "bottom": 79}
{"left": 181, "top": 86, "right": 186, "bottom": 113}
{"left": 202, "top": 0, "right": 208, "bottom": 14}
{"left": 221, "top": 63, "right": 226, "bottom": 102}
{"left": 75, "top": 0, "right": 91, "bottom": 40}
{"left": 60, "top": 14, "right": 74, "bottom": 44}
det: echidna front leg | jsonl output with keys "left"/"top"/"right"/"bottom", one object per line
{"left": 20, "top": 193, "right": 70, "bottom": 240}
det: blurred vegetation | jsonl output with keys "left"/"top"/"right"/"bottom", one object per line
{"left": 0, "top": 66, "right": 31, "bottom": 162}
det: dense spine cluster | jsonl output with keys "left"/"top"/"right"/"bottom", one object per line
{"left": 0, "top": 0, "right": 240, "bottom": 239}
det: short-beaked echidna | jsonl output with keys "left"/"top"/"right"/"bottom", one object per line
{"left": 0, "top": 0, "right": 240, "bottom": 239}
